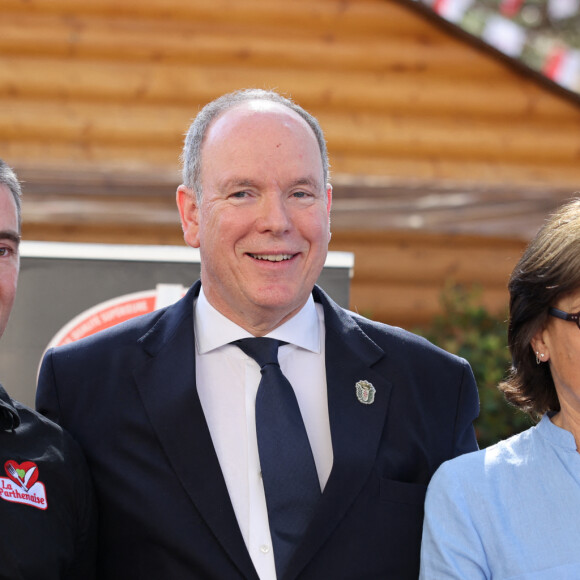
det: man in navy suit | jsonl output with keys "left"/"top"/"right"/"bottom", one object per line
{"left": 36, "top": 89, "right": 479, "bottom": 579}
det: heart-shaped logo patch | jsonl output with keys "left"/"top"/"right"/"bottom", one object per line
{"left": 4, "top": 461, "right": 39, "bottom": 491}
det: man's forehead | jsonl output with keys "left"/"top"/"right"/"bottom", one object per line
{"left": 209, "top": 100, "right": 308, "bottom": 136}
{"left": 0, "top": 185, "right": 20, "bottom": 238}
{"left": 0, "top": 184, "right": 17, "bottom": 212}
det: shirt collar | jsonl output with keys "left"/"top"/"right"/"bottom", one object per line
{"left": 195, "top": 286, "right": 321, "bottom": 355}
{"left": 539, "top": 412, "right": 578, "bottom": 452}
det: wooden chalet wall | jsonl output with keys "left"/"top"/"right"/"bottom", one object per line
{"left": 1, "top": 0, "right": 580, "bottom": 328}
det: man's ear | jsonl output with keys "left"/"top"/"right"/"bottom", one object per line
{"left": 176, "top": 185, "right": 201, "bottom": 248}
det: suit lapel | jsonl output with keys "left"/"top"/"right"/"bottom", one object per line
{"left": 286, "top": 287, "right": 392, "bottom": 579}
{"left": 132, "top": 282, "right": 258, "bottom": 580}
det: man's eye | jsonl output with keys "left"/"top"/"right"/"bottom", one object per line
{"left": 0, "top": 246, "right": 17, "bottom": 258}
{"left": 231, "top": 191, "right": 248, "bottom": 199}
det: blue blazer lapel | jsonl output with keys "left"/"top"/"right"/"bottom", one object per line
{"left": 286, "top": 286, "right": 392, "bottom": 579}
{"left": 132, "top": 281, "right": 258, "bottom": 580}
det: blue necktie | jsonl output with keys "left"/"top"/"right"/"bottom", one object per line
{"left": 234, "top": 338, "right": 321, "bottom": 578}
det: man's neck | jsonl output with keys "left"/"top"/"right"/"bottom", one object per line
{"left": 201, "top": 289, "right": 309, "bottom": 337}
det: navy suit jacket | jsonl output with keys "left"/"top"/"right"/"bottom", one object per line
{"left": 36, "top": 281, "right": 479, "bottom": 580}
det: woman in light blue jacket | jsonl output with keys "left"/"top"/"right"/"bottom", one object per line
{"left": 420, "top": 197, "right": 580, "bottom": 580}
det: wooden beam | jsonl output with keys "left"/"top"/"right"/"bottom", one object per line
{"left": 0, "top": 55, "right": 577, "bottom": 121}
{"left": 1, "top": 97, "right": 579, "bottom": 164}
{"left": 0, "top": 0, "right": 439, "bottom": 37}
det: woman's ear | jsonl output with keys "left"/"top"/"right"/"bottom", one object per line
{"left": 530, "top": 327, "right": 550, "bottom": 363}
{"left": 176, "top": 185, "right": 201, "bottom": 248}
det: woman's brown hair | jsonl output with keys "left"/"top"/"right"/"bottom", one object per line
{"left": 499, "top": 197, "right": 580, "bottom": 418}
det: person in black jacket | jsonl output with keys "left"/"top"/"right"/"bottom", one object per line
{"left": 0, "top": 159, "right": 97, "bottom": 579}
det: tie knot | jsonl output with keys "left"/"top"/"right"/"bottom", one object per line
{"left": 234, "top": 337, "right": 283, "bottom": 369}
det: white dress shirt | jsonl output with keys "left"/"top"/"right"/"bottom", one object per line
{"left": 194, "top": 288, "right": 333, "bottom": 580}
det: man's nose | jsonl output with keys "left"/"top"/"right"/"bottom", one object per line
{"left": 256, "top": 192, "right": 292, "bottom": 234}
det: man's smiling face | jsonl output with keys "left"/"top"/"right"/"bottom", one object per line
{"left": 178, "top": 100, "right": 332, "bottom": 334}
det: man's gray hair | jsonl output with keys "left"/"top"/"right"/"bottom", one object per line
{"left": 181, "top": 89, "right": 329, "bottom": 201}
{"left": 0, "top": 159, "right": 22, "bottom": 231}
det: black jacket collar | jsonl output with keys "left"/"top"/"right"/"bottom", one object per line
{"left": 0, "top": 383, "right": 20, "bottom": 431}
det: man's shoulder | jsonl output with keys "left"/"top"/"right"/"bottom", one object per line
{"left": 49, "top": 283, "right": 199, "bottom": 359}
{"left": 48, "top": 294, "right": 189, "bottom": 363}
{"left": 66, "top": 306, "right": 166, "bottom": 348}
{"left": 345, "top": 307, "right": 464, "bottom": 364}
{"left": 314, "top": 285, "right": 468, "bottom": 370}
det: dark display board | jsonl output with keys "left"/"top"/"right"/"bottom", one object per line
{"left": 1, "top": 242, "right": 354, "bottom": 407}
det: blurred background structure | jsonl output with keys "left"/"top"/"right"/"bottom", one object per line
{"left": 1, "top": 0, "right": 580, "bottom": 330}
{"left": 418, "top": 0, "right": 580, "bottom": 95}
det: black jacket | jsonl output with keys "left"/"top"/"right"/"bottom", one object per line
{"left": 0, "top": 383, "right": 97, "bottom": 579}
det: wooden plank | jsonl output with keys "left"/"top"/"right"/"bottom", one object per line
{"left": 348, "top": 281, "right": 510, "bottom": 328}
{"left": 321, "top": 112, "right": 580, "bottom": 161}
{"left": 331, "top": 153, "right": 580, "bottom": 188}
{"left": 0, "top": 53, "right": 577, "bottom": 121}
{"left": 1, "top": 96, "right": 579, "bottom": 162}
{"left": 0, "top": 12, "right": 513, "bottom": 78}
{"left": 0, "top": 0, "right": 441, "bottom": 37}
{"left": 0, "top": 141, "right": 180, "bottom": 175}
{"left": 0, "top": 99, "right": 188, "bottom": 144}
{"left": 331, "top": 195, "right": 566, "bottom": 230}
{"left": 21, "top": 220, "right": 185, "bottom": 247}
{"left": 328, "top": 239, "right": 522, "bottom": 286}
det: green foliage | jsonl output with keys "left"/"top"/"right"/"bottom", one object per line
{"left": 415, "top": 282, "right": 532, "bottom": 448}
